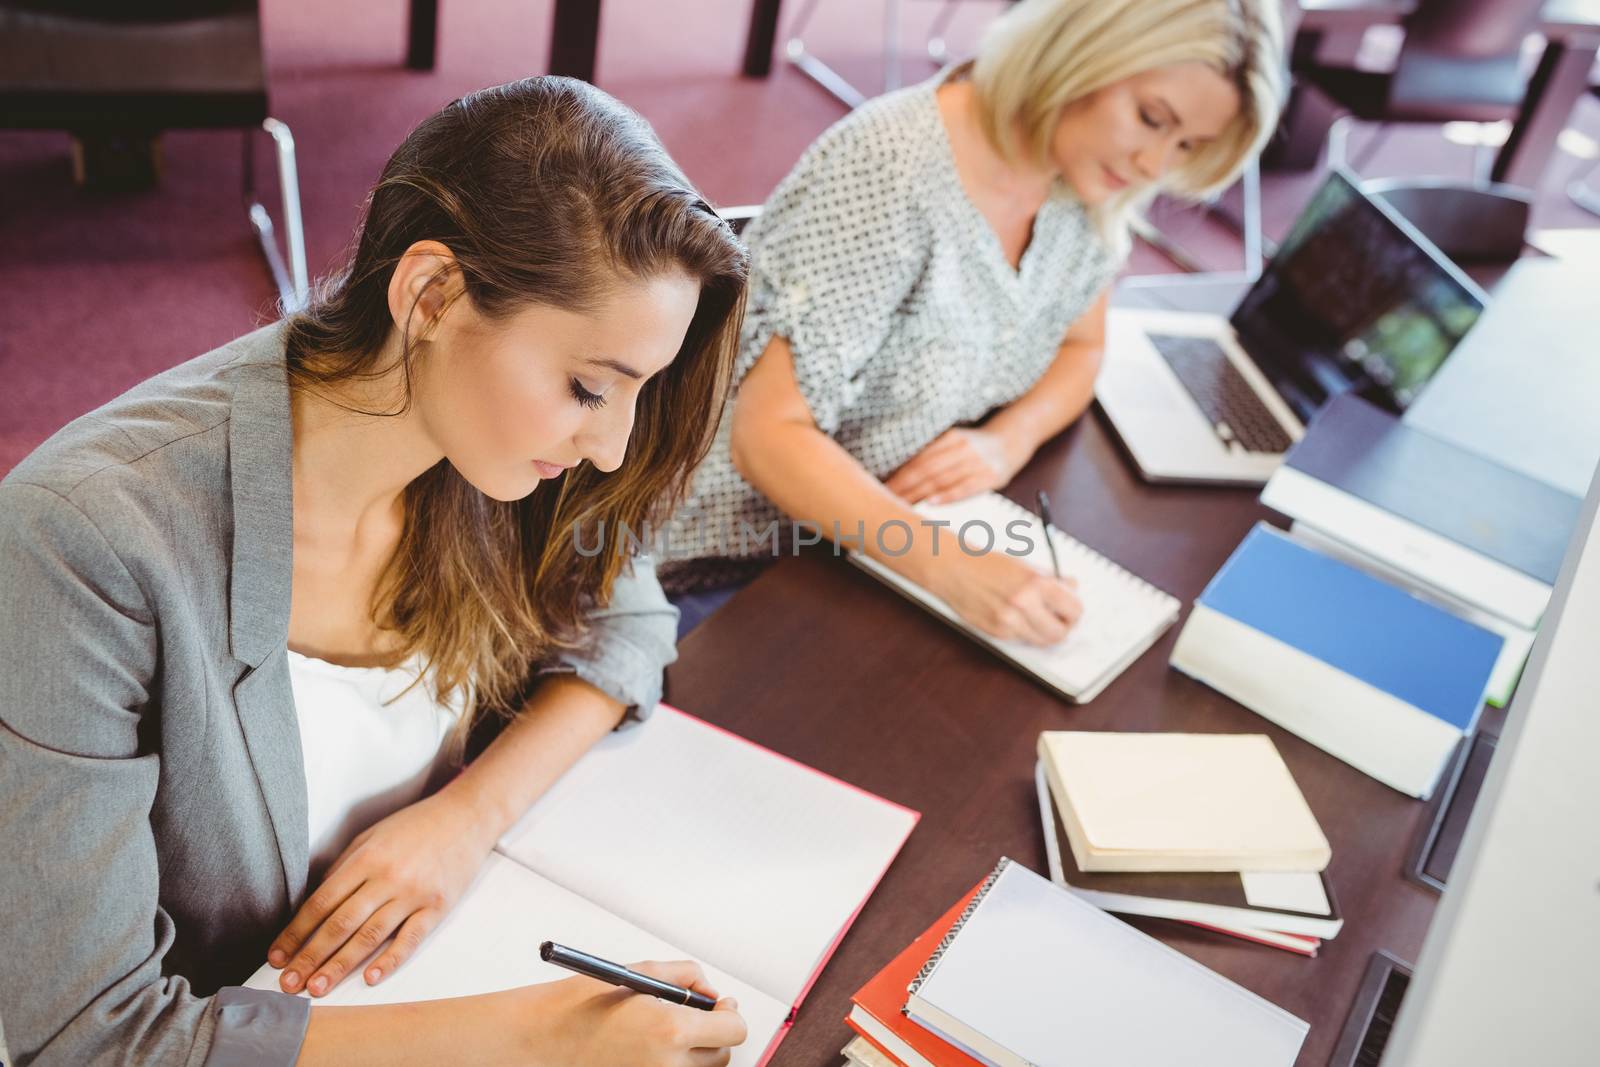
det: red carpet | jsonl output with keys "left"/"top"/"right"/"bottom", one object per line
{"left": 2, "top": 0, "right": 1597, "bottom": 474}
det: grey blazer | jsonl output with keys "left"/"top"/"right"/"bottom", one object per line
{"left": 0, "top": 323, "right": 679, "bottom": 1066}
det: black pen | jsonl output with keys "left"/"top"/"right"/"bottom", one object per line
{"left": 539, "top": 941, "right": 718, "bottom": 1010}
{"left": 1035, "top": 491, "right": 1064, "bottom": 580}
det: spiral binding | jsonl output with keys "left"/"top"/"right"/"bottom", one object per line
{"left": 985, "top": 494, "right": 1177, "bottom": 607}
{"left": 907, "top": 857, "right": 1010, "bottom": 995}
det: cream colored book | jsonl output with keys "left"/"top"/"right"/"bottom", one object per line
{"left": 850, "top": 493, "right": 1180, "bottom": 703}
{"left": 246, "top": 705, "right": 918, "bottom": 1066}
{"left": 1038, "top": 731, "right": 1331, "bottom": 873}
{"left": 842, "top": 1035, "right": 901, "bottom": 1067}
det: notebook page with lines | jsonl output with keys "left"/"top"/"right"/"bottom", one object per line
{"left": 851, "top": 493, "right": 1180, "bottom": 702}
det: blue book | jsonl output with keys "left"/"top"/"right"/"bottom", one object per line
{"left": 1171, "top": 524, "right": 1504, "bottom": 799}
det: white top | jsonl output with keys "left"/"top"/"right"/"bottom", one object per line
{"left": 660, "top": 67, "right": 1121, "bottom": 590}
{"left": 287, "top": 650, "right": 466, "bottom": 878}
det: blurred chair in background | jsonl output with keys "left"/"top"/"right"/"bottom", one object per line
{"left": 1289, "top": 0, "right": 1546, "bottom": 260}
{"left": 1568, "top": 83, "right": 1600, "bottom": 217}
{"left": 0, "top": 0, "right": 308, "bottom": 309}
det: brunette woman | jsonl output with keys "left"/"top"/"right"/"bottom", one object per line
{"left": 0, "top": 77, "right": 748, "bottom": 1066}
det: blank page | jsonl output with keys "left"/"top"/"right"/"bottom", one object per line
{"left": 243, "top": 853, "right": 790, "bottom": 1067}
{"left": 1042, "top": 732, "right": 1329, "bottom": 860}
{"left": 497, "top": 706, "right": 917, "bottom": 1006}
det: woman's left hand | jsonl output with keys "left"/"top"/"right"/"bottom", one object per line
{"left": 885, "top": 427, "right": 1025, "bottom": 505}
{"left": 268, "top": 788, "right": 497, "bottom": 997}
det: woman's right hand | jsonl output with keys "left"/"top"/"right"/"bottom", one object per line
{"left": 928, "top": 550, "right": 1083, "bottom": 647}
{"left": 507, "top": 961, "right": 748, "bottom": 1067}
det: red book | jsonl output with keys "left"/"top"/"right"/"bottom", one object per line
{"left": 846, "top": 882, "right": 988, "bottom": 1067}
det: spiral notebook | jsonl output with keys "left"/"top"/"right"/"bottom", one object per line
{"left": 904, "top": 859, "right": 1309, "bottom": 1067}
{"left": 850, "top": 493, "right": 1180, "bottom": 702}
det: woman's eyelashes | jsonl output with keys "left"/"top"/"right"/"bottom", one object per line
{"left": 1138, "top": 104, "right": 1194, "bottom": 153}
{"left": 569, "top": 378, "right": 607, "bottom": 410}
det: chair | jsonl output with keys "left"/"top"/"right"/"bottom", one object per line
{"left": 780, "top": 0, "right": 910, "bottom": 109}
{"left": 0, "top": 1, "right": 309, "bottom": 309}
{"left": 1290, "top": 0, "right": 1546, "bottom": 260}
{"left": 718, "top": 204, "right": 762, "bottom": 236}
{"left": 779, "top": 0, "right": 1019, "bottom": 110}
{"left": 1568, "top": 84, "right": 1600, "bottom": 218}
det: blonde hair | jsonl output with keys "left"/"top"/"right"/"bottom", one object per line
{"left": 971, "top": 0, "right": 1284, "bottom": 228}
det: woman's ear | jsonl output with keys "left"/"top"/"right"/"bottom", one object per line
{"left": 387, "top": 240, "right": 462, "bottom": 342}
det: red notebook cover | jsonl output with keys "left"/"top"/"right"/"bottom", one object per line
{"left": 1185, "top": 921, "right": 1320, "bottom": 957}
{"left": 847, "top": 881, "right": 989, "bottom": 1067}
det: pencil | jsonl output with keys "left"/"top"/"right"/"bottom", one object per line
{"left": 1035, "top": 491, "right": 1063, "bottom": 579}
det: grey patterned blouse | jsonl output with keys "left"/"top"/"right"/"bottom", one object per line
{"left": 659, "top": 70, "right": 1121, "bottom": 593}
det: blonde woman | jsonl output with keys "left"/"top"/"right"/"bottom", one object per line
{"left": 661, "top": 0, "right": 1283, "bottom": 642}
{"left": 0, "top": 79, "right": 749, "bottom": 1065}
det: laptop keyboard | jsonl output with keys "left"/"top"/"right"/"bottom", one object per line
{"left": 1145, "top": 333, "right": 1294, "bottom": 454}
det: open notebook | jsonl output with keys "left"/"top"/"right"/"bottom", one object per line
{"left": 246, "top": 705, "right": 919, "bottom": 1066}
{"left": 851, "top": 493, "right": 1180, "bottom": 702}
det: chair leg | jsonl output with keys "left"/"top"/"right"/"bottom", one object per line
{"left": 1239, "top": 156, "right": 1265, "bottom": 280}
{"left": 783, "top": 0, "right": 904, "bottom": 110}
{"left": 1125, "top": 158, "right": 1268, "bottom": 284}
{"left": 246, "top": 118, "right": 309, "bottom": 312}
{"left": 925, "top": 0, "right": 960, "bottom": 64}
{"left": 882, "top": 0, "right": 901, "bottom": 93}
{"left": 1349, "top": 123, "right": 1393, "bottom": 173}
{"left": 1568, "top": 156, "right": 1600, "bottom": 218}
{"left": 1328, "top": 114, "right": 1353, "bottom": 170}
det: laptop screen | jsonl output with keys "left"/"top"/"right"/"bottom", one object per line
{"left": 1229, "top": 170, "right": 1484, "bottom": 420}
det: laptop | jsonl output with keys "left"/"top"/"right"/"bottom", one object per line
{"left": 1096, "top": 169, "right": 1488, "bottom": 486}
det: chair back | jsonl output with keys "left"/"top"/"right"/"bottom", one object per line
{"left": 1388, "top": 0, "right": 1546, "bottom": 120}
{"left": 1403, "top": 0, "right": 1544, "bottom": 58}
{"left": 2, "top": 2, "right": 256, "bottom": 20}
{"left": 718, "top": 204, "right": 762, "bottom": 236}
{"left": 0, "top": 0, "right": 266, "bottom": 130}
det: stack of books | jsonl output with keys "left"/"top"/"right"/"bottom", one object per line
{"left": 1036, "top": 731, "right": 1340, "bottom": 955}
{"left": 839, "top": 858, "right": 1308, "bottom": 1066}
{"left": 1169, "top": 394, "right": 1584, "bottom": 800}
{"left": 1260, "top": 392, "right": 1582, "bottom": 707}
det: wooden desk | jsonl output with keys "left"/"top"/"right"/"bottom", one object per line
{"left": 664, "top": 408, "right": 1505, "bottom": 1065}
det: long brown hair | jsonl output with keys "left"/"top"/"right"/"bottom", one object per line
{"left": 284, "top": 77, "right": 747, "bottom": 730}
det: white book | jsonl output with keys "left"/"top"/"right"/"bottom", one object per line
{"left": 1261, "top": 460, "right": 1553, "bottom": 629}
{"left": 847, "top": 1004, "right": 943, "bottom": 1067}
{"left": 904, "top": 859, "right": 1309, "bottom": 1067}
{"left": 1258, "top": 393, "right": 1581, "bottom": 632}
{"left": 247, "top": 705, "right": 919, "bottom": 1066}
{"left": 1035, "top": 761, "right": 1341, "bottom": 947}
{"left": 842, "top": 1035, "right": 901, "bottom": 1067}
{"left": 1037, "top": 731, "right": 1331, "bottom": 873}
{"left": 850, "top": 493, "right": 1180, "bottom": 702}
{"left": 1168, "top": 524, "right": 1501, "bottom": 800}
